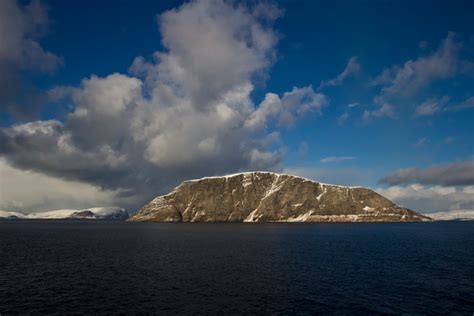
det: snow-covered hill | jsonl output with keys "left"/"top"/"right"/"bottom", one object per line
{"left": 0, "top": 207, "right": 129, "bottom": 220}
{"left": 427, "top": 210, "right": 474, "bottom": 221}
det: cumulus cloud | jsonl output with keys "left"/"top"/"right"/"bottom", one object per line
{"left": 375, "top": 184, "right": 474, "bottom": 214}
{"left": 379, "top": 159, "right": 474, "bottom": 186}
{"left": 244, "top": 86, "right": 327, "bottom": 129}
{"left": 0, "top": 0, "right": 328, "bottom": 212}
{"left": 0, "top": 0, "right": 62, "bottom": 116}
{"left": 318, "top": 56, "right": 360, "bottom": 90}
{"left": 320, "top": 156, "right": 355, "bottom": 163}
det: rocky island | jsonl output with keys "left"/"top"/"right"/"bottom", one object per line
{"left": 129, "top": 172, "right": 431, "bottom": 222}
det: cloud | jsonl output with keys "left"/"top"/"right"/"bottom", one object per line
{"left": 0, "top": 0, "right": 328, "bottom": 212}
{"left": 318, "top": 56, "right": 360, "bottom": 89}
{"left": 336, "top": 102, "right": 360, "bottom": 125}
{"left": 0, "top": 159, "right": 120, "bottom": 212}
{"left": 412, "top": 137, "right": 428, "bottom": 148}
{"left": 414, "top": 95, "right": 474, "bottom": 117}
{"left": 362, "top": 102, "right": 395, "bottom": 123}
{"left": 379, "top": 159, "right": 474, "bottom": 186}
{"left": 337, "top": 111, "right": 350, "bottom": 126}
{"left": 375, "top": 184, "right": 474, "bottom": 214}
{"left": 445, "top": 96, "right": 474, "bottom": 112}
{"left": 297, "top": 141, "right": 309, "bottom": 159}
{"left": 373, "top": 32, "right": 470, "bottom": 97}
{"left": 320, "top": 156, "right": 355, "bottom": 163}
{"left": 244, "top": 85, "right": 327, "bottom": 129}
{"left": 443, "top": 136, "right": 454, "bottom": 144}
{"left": 414, "top": 96, "right": 450, "bottom": 117}
{"left": 368, "top": 32, "right": 474, "bottom": 122}
{"left": 0, "top": 0, "right": 62, "bottom": 117}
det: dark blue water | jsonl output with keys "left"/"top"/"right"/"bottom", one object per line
{"left": 0, "top": 221, "right": 473, "bottom": 314}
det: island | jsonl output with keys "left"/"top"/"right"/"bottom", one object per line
{"left": 129, "top": 172, "right": 431, "bottom": 222}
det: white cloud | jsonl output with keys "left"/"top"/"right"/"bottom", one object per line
{"left": 319, "top": 56, "right": 360, "bottom": 89}
{"left": 375, "top": 184, "right": 474, "bottom": 214}
{"left": 0, "top": 0, "right": 328, "bottom": 212}
{"left": 297, "top": 141, "right": 309, "bottom": 159}
{"left": 414, "top": 95, "right": 474, "bottom": 117}
{"left": 244, "top": 86, "right": 327, "bottom": 130}
{"left": 375, "top": 32, "right": 467, "bottom": 97}
{"left": 336, "top": 102, "right": 360, "bottom": 125}
{"left": 413, "top": 137, "right": 428, "bottom": 148}
{"left": 320, "top": 156, "right": 355, "bottom": 163}
{"left": 362, "top": 102, "right": 395, "bottom": 123}
{"left": 414, "top": 96, "right": 450, "bottom": 117}
{"left": 368, "top": 32, "right": 474, "bottom": 122}
{"left": 337, "top": 111, "right": 349, "bottom": 126}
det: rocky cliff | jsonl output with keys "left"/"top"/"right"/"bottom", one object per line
{"left": 129, "top": 172, "right": 431, "bottom": 222}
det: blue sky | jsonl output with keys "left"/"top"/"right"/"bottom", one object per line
{"left": 0, "top": 0, "right": 473, "bottom": 214}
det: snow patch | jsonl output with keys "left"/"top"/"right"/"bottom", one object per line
{"left": 184, "top": 171, "right": 361, "bottom": 189}
{"left": 286, "top": 211, "right": 314, "bottom": 222}
{"left": 242, "top": 173, "right": 253, "bottom": 187}
{"left": 243, "top": 209, "right": 259, "bottom": 222}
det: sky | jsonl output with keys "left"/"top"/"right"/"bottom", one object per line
{"left": 0, "top": 0, "right": 473, "bottom": 215}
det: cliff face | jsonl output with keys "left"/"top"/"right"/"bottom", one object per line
{"left": 129, "top": 172, "right": 431, "bottom": 222}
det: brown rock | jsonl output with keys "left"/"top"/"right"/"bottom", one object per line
{"left": 128, "top": 172, "right": 431, "bottom": 222}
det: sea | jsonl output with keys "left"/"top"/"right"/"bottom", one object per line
{"left": 0, "top": 221, "right": 473, "bottom": 314}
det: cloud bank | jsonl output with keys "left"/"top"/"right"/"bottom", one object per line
{"left": 379, "top": 159, "right": 474, "bottom": 186}
{"left": 375, "top": 184, "right": 474, "bottom": 214}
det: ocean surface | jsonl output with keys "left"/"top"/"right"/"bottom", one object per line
{"left": 0, "top": 221, "right": 473, "bottom": 314}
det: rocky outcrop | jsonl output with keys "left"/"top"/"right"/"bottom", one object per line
{"left": 69, "top": 210, "right": 95, "bottom": 219}
{"left": 129, "top": 172, "right": 431, "bottom": 222}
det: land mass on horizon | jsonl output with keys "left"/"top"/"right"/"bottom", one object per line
{"left": 129, "top": 172, "right": 431, "bottom": 222}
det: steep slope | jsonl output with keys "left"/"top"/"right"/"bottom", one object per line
{"left": 129, "top": 172, "right": 431, "bottom": 222}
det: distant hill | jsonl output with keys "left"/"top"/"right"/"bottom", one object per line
{"left": 427, "top": 210, "right": 474, "bottom": 221}
{"left": 0, "top": 207, "right": 129, "bottom": 220}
